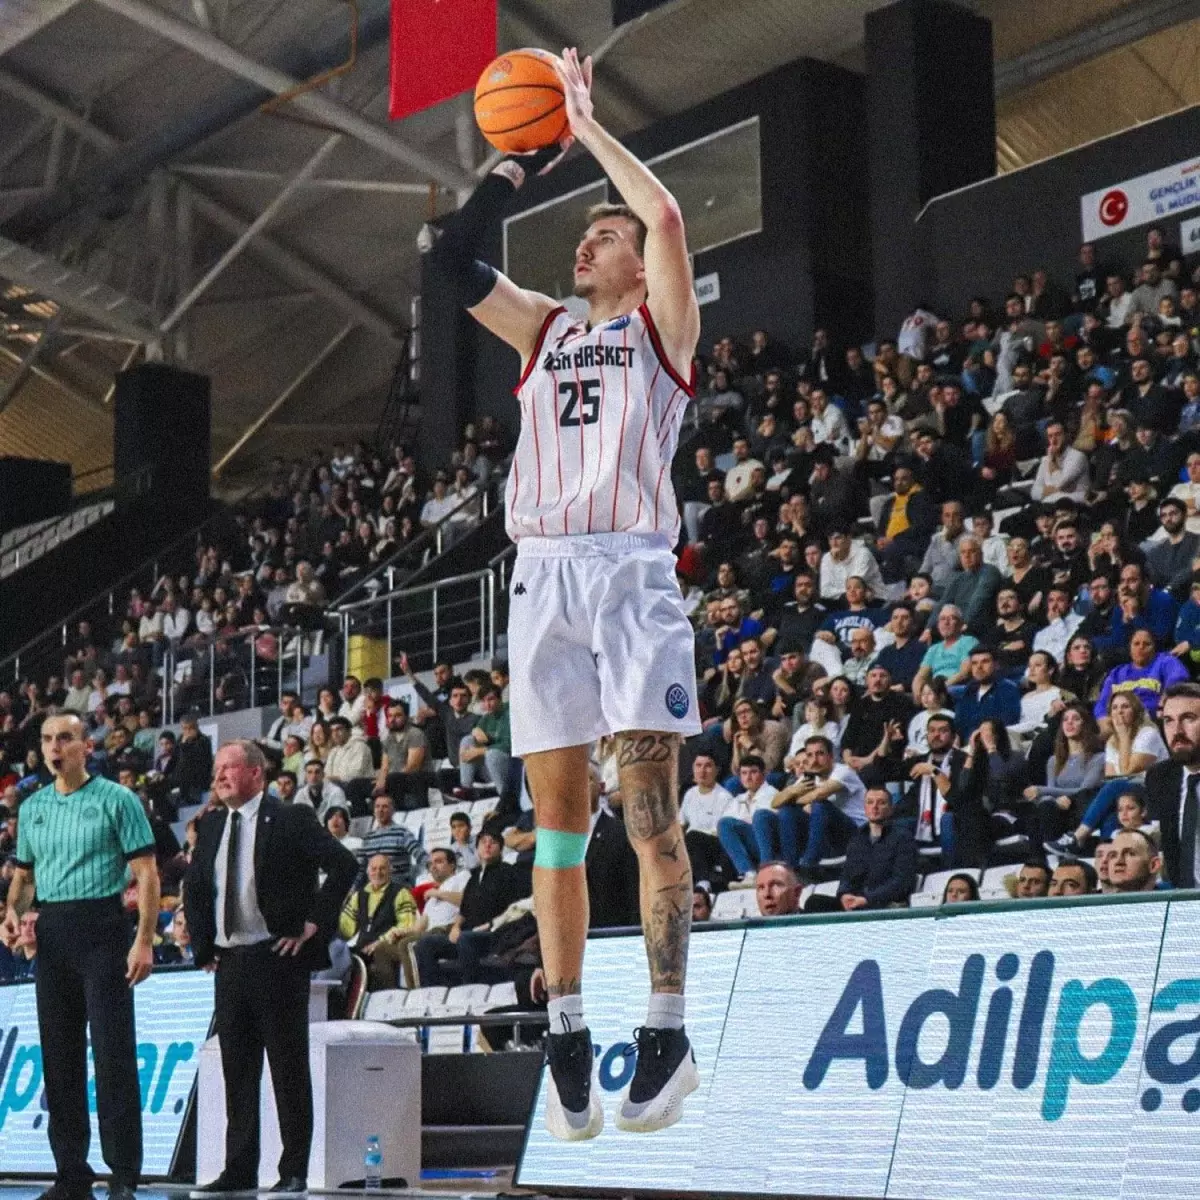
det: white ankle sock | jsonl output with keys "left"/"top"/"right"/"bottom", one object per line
{"left": 548, "top": 994, "right": 586, "bottom": 1034}
{"left": 645, "top": 992, "right": 685, "bottom": 1030}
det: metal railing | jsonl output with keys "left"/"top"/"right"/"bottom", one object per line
{"left": 0, "top": 505, "right": 234, "bottom": 688}
{"left": 153, "top": 619, "right": 331, "bottom": 726}
{"left": 331, "top": 484, "right": 493, "bottom": 609}
{"left": 337, "top": 545, "right": 514, "bottom": 677}
{"left": 1, "top": 462, "right": 153, "bottom": 564}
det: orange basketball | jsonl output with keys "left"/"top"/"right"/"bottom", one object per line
{"left": 474, "top": 48, "right": 568, "bottom": 154}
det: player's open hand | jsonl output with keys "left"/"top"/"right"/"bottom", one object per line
{"left": 554, "top": 47, "right": 595, "bottom": 137}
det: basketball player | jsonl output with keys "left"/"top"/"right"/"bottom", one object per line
{"left": 430, "top": 48, "right": 701, "bottom": 1139}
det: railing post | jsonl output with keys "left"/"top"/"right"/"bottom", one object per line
{"left": 342, "top": 613, "right": 350, "bottom": 678}
{"left": 295, "top": 630, "right": 302, "bottom": 700}
{"left": 386, "top": 595, "right": 393, "bottom": 666}
{"left": 475, "top": 577, "right": 484, "bottom": 658}
{"left": 487, "top": 571, "right": 496, "bottom": 662}
{"left": 277, "top": 637, "right": 284, "bottom": 708}
{"left": 431, "top": 586, "right": 438, "bottom": 665}
{"left": 208, "top": 642, "right": 215, "bottom": 716}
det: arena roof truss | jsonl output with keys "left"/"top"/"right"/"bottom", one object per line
{"left": 0, "top": 0, "right": 1194, "bottom": 482}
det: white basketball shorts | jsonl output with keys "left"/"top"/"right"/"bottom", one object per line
{"left": 506, "top": 532, "right": 702, "bottom": 757}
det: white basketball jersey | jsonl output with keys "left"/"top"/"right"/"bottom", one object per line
{"left": 505, "top": 304, "right": 695, "bottom": 542}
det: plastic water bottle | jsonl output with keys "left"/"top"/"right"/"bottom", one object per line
{"left": 363, "top": 1134, "right": 382, "bottom": 1191}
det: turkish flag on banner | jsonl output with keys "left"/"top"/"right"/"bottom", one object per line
{"left": 389, "top": 0, "right": 497, "bottom": 122}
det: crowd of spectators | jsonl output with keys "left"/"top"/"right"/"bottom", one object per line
{"left": 3, "top": 229, "right": 1198, "bottom": 997}
{"left": 670, "top": 226, "right": 1200, "bottom": 908}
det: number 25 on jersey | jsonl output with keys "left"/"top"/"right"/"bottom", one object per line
{"left": 559, "top": 378, "right": 600, "bottom": 427}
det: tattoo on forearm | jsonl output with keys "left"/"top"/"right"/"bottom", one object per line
{"left": 616, "top": 733, "right": 674, "bottom": 768}
{"left": 547, "top": 976, "right": 582, "bottom": 999}
{"left": 658, "top": 836, "right": 682, "bottom": 863}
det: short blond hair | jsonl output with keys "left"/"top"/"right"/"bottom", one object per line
{"left": 585, "top": 203, "right": 647, "bottom": 256}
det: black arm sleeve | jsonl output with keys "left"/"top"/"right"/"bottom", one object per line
{"left": 427, "top": 147, "right": 564, "bottom": 307}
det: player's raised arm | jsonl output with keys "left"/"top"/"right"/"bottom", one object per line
{"left": 553, "top": 48, "right": 700, "bottom": 380}
{"left": 427, "top": 142, "right": 570, "bottom": 360}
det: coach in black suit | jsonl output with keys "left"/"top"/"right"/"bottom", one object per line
{"left": 185, "top": 740, "right": 357, "bottom": 1197}
{"left": 1146, "top": 683, "right": 1200, "bottom": 888}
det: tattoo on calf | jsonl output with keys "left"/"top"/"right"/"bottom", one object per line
{"left": 547, "top": 976, "right": 582, "bottom": 999}
{"left": 646, "top": 879, "right": 691, "bottom": 992}
{"left": 659, "top": 836, "right": 682, "bottom": 863}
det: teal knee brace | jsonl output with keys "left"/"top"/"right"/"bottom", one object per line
{"left": 535, "top": 828, "right": 589, "bottom": 868}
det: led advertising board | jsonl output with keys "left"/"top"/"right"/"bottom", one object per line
{"left": 517, "top": 895, "right": 1200, "bottom": 1199}
{"left": 0, "top": 969, "right": 214, "bottom": 1177}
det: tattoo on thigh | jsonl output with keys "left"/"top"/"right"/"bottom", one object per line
{"left": 625, "top": 785, "right": 676, "bottom": 841}
{"left": 616, "top": 733, "right": 674, "bottom": 768}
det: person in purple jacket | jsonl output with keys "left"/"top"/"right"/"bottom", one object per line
{"left": 1094, "top": 629, "right": 1189, "bottom": 732}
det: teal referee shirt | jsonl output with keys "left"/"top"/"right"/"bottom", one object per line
{"left": 14, "top": 775, "right": 156, "bottom": 902}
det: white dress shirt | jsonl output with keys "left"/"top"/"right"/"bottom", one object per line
{"left": 1032, "top": 612, "right": 1083, "bottom": 663}
{"left": 1180, "top": 770, "right": 1200, "bottom": 885}
{"left": 214, "top": 793, "right": 272, "bottom": 947}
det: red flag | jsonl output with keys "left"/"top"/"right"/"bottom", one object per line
{"left": 389, "top": 0, "right": 497, "bottom": 122}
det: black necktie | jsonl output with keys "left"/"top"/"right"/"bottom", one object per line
{"left": 224, "top": 810, "right": 242, "bottom": 937}
{"left": 1182, "top": 774, "right": 1200, "bottom": 889}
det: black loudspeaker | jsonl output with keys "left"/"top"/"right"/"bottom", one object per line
{"left": 114, "top": 363, "right": 211, "bottom": 504}
{"left": 0, "top": 456, "right": 71, "bottom": 533}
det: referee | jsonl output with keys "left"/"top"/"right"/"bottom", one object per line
{"left": 2, "top": 713, "right": 160, "bottom": 1200}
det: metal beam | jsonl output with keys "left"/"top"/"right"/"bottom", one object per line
{"left": 181, "top": 184, "right": 397, "bottom": 341}
{"left": 0, "top": 343, "right": 102, "bottom": 412}
{"left": 161, "top": 134, "right": 342, "bottom": 332}
{"left": 0, "top": 0, "right": 85, "bottom": 56}
{"left": 0, "top": 116, "right": 54, "bottom": 177}
{"left": 91, "top": 0, "right": 472, "bottom": 191}
{"left": 994, "top": 0, "right": 1200, "bottom": 97}
{"left": 0, "top": 71, "right": 397, "bottom": 343}
{"left": 213, "top": 321, "right": 354, "bottom": 476}
{"left": 0, "top": 318, "right": 59, "bottom": 415}
{"left": 171, "top": 162, "right": 440, "bottom": 195}
{"left": 0, "top": 233, "right": 155, "bottom": 343}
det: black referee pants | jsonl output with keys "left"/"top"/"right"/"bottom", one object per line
{"left": 214, "top": 943, "right": 312, "bottom": 1183}
{"left": 36, "top": 896, "right": 142, "bottom": 1192}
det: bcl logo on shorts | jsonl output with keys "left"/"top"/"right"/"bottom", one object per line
{"left": 665, "top": 683, "right": 689, "bottom": 719}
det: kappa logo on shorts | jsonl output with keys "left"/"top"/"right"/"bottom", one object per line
{"left": 513, "top": 582, "right": 527, "bottom": 596}
{"left": 665, "top": 683, "right": 690, "bottom": 719}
